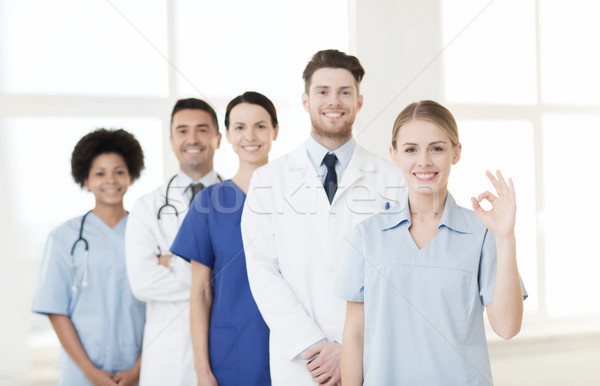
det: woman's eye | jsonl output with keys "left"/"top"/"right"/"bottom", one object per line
{"left": 258, "top": 125, "right": 266, "bottom": 130}
{"left": 405, "top": 148, "right": 415, "bottom": 153}
{"left": 432, "top": 146, "right": 444, "bottom": 152}
{"left": 234, "top": 126, "right": 243, "bottom": 131}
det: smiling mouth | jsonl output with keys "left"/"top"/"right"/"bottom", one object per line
{"left": 184, "top": 148, "right": 204, "bottom": 154}
{"left": 323, "top": 112, "right": 344, "bottom": 119}
{"left": 414, "top": 172, "right": 437, "bottom": 181}
{"left": 242, "top": 145, "right": 260, "bottom": 151}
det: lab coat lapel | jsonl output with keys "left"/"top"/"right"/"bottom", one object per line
{"left": 282, "top": 143, "right": 324, "bottom": 215}
{"left": 332, "top": 145, "right": 375, "bottom": 205}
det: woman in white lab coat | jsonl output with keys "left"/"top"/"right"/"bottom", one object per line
{"left": 32, "top": 128, "right": 146, "bottom": 386}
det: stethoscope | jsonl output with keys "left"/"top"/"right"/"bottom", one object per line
{"left": 155, "top": 173, "right": 222, "bottom": 255}
{"left": 70, "top": 210, "right": 91, "bottom": 292}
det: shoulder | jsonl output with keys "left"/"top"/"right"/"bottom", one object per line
{"left": 354, "top": 146, "right": 403, "bottom": 179}
{"left": 130, "top": 182, "right": 166, "bottom": 213}
{"left": 192, "top": 180, "right": 244, "bottom": 213}
{"left": 46, "top": 215, "right": 86, "bottom": 248}
{"left": 448, "top": 197, "right": 488, "bottom": 236}
{"left": 457, "top": 205, "right": 488, "bottom": 233}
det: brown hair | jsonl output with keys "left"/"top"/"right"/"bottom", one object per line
{"left": 302, "top": 49, "right": 365, "bottom": 93}
{"left": 391, "top": 100, "right": 459, "bottom": 149}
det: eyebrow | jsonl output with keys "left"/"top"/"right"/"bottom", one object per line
{"left": 313, "top": 85, "right": 355, "bottom": 90}
{"left": 401, "top": 140, "right": 448, "bottom": 146}
{"left": 232, "top": 120, "right": 268, "bottom": 126}
{"left": 175, "top": 123, "right": 210, "bottom": 129}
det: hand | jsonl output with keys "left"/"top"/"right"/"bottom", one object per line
{"left": 84, "top": 367, "right": 117, "bottom": 386}
{"left": 158, "top": 254, "right": 173, "bottom": 268}
{"left": 113, "top": 366, "right": 140, "bottom": 386}
{"left": 471, "top": 170, "right": 516, "bottom": 239}
{"left": 197, "top": 372, "right": 219, "bottom": 386}
{"left": 302, "top": 342, "right": 341, "bottom": 386}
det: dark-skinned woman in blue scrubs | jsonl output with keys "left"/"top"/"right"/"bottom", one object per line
{"left": 171, "top": 91, "right": 278, "bottom": 386}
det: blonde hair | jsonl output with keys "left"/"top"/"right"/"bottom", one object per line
{"left": 391, "top": 100, "right": 459, "bottom": 149}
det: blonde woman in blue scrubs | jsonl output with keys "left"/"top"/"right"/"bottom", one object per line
{"left": 336, "top": 100, "right": 527, "bottom": 385}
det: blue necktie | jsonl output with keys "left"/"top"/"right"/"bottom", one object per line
{"left": 323, "top": 153, "right": 338, "bottom": 204}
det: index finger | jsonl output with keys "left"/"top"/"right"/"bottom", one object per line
{"left": 485, "top": 170, "right": 506, "bottom": 196}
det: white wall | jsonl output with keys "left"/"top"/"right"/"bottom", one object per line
{"left": 350, "top": 0, "right": 444, "bottom": 158}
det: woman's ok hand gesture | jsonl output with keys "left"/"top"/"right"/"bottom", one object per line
{"left": 471, "top": 170, "right": 516, "bottom": 239}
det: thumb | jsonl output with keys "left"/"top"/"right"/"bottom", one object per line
{"left": 471, "top": 197, "right": 484, "bottom": 215}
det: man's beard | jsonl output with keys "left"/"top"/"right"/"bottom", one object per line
{"left": 310, "top": 112, "right": 355, "bottom": 140}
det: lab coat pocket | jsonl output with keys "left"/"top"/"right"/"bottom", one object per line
{"left": 209, "top": 326, "right": 238, "bottom": 384}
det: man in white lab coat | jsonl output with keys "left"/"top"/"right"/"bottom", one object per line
{"left": 242, "top": 50, "right": 406, "bottom": 385}
{"left": 125, "top": 98, "right": 222, "bottom": 385}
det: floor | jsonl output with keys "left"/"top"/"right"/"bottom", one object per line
{"left": 489, "top": 332, "right": 600, "bottom": 386}
{"left": 3, "top": 332, "right": 600, "bottom": 385}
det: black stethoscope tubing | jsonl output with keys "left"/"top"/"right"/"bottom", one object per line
{"left": 156, "top": 173, "right": 223, "bottom": 220}
{"left": 70, "top": 210, "right": 91, "bottom": 291}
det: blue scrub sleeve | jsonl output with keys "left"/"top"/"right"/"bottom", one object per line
{"left": 334, "top": 224, "right": 365, "bottom": 302}
{"left": 478, "top": 229, "right": 528, "bottom": 306}
{"left": 171, "top": 188, "right": 215, "bottom": 268}
{"left": 32, "top": 230, "right": 72, "bottom": 316}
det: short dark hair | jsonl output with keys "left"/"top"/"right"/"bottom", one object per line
{"left": 71, "top": 128, "right": 145, "bottom": 187}
{"left": 302, "top": 49, "right": 365, "bottom": 93}
{"left": 224, "top": 91, "right": 279, "bottom": 129}
{"left": 170, "top": 98, "right": 220, "bottom": 133}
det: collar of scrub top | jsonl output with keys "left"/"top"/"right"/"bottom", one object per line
{"left": 70, "top": 210, "right": 92, "bottom": 291}
{"left": 306, "top": 135, "right": 355, "bottom": 183}
{"left": 379, "top": 192, "right": 473, "bottom": 234}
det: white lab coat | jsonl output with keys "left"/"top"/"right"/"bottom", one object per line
{"left": 125, "top": 171, "right": 220, "bottom": 386}
{"left": 241, "top": 142, "right": 406, "bottom": 385}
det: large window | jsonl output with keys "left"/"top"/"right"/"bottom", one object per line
{"left": 0, "top": 0, "right": 350, "bottom": 380}
{"left": 443, "top": 0, "right": 600, "bottom": 320}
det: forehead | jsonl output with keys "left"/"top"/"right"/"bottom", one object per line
{"left": 309, "top": 68, "right": 357, "bottom": 91}
{"left": 397, "top": 119, "right": 449, "bottom": 142}
{"left": 172, "top": 109, "right": 215, "bottom": 128}
{"left": 230, "top": 103, "right": 270, "bottom": 121}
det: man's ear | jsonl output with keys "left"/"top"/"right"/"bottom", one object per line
{"left": 302, "top": 93, "right": 310, "bottom": 112}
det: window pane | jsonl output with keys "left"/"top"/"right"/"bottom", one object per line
{"left": 442, "top": 0, "right": 537, "bottom": 104}
{"left": 1, "top": 117, "right": 163, "bottom": 256}
{"left": 543, "top": 114, "right": 600, "bottom": 316}
{"left": 174, "top": 0, "right": 349, "bottom": 101}
{"left": 0, "top": 0, "right": 168, "bottom": 96}
{"left": 449, "top": 120, "right": 538, "bottom": 311}
{"left": 539, "top": 1, "right": 600, "bottom": 105}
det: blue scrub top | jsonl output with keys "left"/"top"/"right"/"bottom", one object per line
{"left": 335, "top": 193, "right": 527, "bottom": 386}
{"left": 32, "top": 213, "right": 146, "bottom": 386}
{"left": 171, "top": 180, "right": 270, "bottom": 386}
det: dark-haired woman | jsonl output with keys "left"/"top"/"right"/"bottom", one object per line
{"left": 171, "top": 92, "right": 278, "bottom": 385}
{"left": 32, "top": 129, "right": 146, "bottom": 386}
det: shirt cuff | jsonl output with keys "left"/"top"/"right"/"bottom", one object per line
{"left": 295, "top": 338, "right": 328, "bottom": 363}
